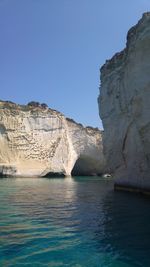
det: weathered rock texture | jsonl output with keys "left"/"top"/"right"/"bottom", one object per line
{"left": 98, "top": 13, "right": 150, "bottom": 191}
{"left": 0, "top": 100, "right": 105, "bottom": 177}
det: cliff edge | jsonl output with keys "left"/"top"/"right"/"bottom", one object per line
{"left": 98, "top": 13, "right": 150, "bottom": 192}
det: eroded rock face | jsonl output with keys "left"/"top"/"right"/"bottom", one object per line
{"left": 98, "top": 13, "right": 150, "bottom": 191}
{"left": 66, "top": 119, "right": 105, "bottom": 176}
{"left": 0, "top": 100, "right": 105, "bottom": 177}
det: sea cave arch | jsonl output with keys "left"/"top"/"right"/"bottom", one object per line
{"left": 71, "top": 155, "right": 102, "bottom": 176}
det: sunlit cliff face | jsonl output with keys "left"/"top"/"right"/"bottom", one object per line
{"left": 0, "top": 100, "right": 105, "bottom": 177}
{"left": 98, "top": 13, "right": 150, "bottom": 190}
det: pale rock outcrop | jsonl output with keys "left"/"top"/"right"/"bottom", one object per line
{"left": 98, "top": 13, "right": 150, "bottom": 191}
{"left": 0, "top": 100, "right": 105, "bottom": 177}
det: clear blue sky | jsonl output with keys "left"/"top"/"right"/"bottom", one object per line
{"left": 0, "top": 0, "right": 149, "bottom": 128}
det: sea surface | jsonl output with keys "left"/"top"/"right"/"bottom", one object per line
{"left": 0, "top": 176, "right": 150, "bottom": 267}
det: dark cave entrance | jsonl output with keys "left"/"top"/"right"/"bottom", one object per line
{"left": 71, "top": 156, "right": 101, "bottom": 176}
{"left": 43, "top": 172, "right": 66, "bottom": 178}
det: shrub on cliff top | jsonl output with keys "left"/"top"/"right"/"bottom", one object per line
{"left": 27, "top": 101, "right": 41, "bottom": 107}
{"left": 27, "top": 101, "right": 48, "bottom": 109}
{"left": 41, "top": 103, "right": 48, "bottom": 108}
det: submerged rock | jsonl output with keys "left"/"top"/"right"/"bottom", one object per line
{"left": 0, "top": 100, "right": 105, "bottom": 177}
{"left": 98, "top": 13, "right": 150, "bottom": 192}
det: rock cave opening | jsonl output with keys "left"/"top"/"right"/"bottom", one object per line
{"left": 71, "top": 156, "right": 101, "bottom": 176}
{"left": 43, "top": 172, "right": 66, "bottom": 178}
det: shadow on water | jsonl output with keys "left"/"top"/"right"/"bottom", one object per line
{"left": 96, "top": 190, "right": 150, "bottom": 267}
{"left": 68, "top": 177, "right": 150, "bottom": 266}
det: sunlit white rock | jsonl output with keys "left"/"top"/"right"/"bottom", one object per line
{"left": 0, "top": 101, "right": 105, "bottom": 177}
{"left": 98, "top": 13, "right": 150, "bottom": 190}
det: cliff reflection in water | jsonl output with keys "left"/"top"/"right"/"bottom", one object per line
{"left": 99, "top": 190, "right": 150, "bottom": 266}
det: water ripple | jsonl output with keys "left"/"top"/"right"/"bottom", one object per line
{"left": 0, "top": 177, "right": 150, "bottom": 266}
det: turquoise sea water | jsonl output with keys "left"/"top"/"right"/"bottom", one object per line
{"left": 0, "top": 177, "right": 150, "bottom": 267}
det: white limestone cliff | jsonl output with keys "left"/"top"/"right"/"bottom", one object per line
{"left": 98, "top": 13, "right": 150, "bottom": 192}
{"left": 0, "top": 100, "right": 105, "bottom": 177}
